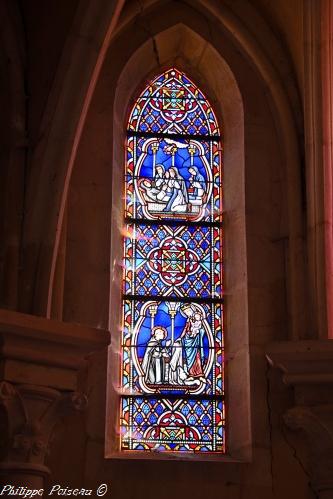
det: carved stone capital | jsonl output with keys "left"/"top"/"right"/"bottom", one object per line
{"left": 0, "top": 309, "right": 108, "bottom": 486}
{"left": 0, "top": 381, "right": 88, "bottom": 467}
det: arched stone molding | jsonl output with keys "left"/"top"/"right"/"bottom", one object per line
{"left": 106, "top": 0, "right": 306, "bottom": 340}
{"left": 18, "top": 0, "right": 125, "bottom": 317}
{"left": 23, "top": 0, "right": 306, "bottom": 345}
{"left": 199, "top": 0, "right": 303, "bottom": 130}
{"left": 40, "top": 4, "right": 309, "bottom": 490}
{"left": 60, "top": 3, "right": 304, "bottom": 466}
{"left": 63, "top": 0, "right": 305, "bottom": 336}
{"left": 188, "top": 0, "right": 307, "bottom": 340}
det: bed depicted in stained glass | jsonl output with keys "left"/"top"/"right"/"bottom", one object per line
{"left": 125, "top": 136, "right": 222, "bottom": 222}
{"left": 120, "top": 68, "right": 224, "bottom": 455}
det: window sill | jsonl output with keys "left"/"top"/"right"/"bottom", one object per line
{"left": 105, "top": 451, "right": 249, "bottom": 463}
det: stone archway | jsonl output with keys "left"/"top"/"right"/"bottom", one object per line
{"left": 20, "top": 1, "right": 306, "bottom": 345}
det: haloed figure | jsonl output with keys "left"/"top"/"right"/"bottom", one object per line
{"left": 142, "top": 326, "right": 169, "bottom": 384}
{"left": 169, "top": 311, "right": 206, "bottom": 386}
{"left": 182, "top": 312, "right": 206, "bottom": 382}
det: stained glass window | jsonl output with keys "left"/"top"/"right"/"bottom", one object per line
{"left": 120, "top": 68, "right": 224, "bottom": 454}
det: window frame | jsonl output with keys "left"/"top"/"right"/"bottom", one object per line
{"left": 106, "top": 58, "right": 251, "bottom": 462}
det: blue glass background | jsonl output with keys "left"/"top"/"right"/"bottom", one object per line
{"left": 135, "top": 138, "right": 209, "bottom": 185}
{"left": 135, "top": 302, "right": 210, "bottom": 359}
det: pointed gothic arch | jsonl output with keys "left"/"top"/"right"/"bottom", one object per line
{"left": 105, "top": 25, "right": 251, "bottom": 461}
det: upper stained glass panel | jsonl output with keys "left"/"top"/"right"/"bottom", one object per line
{"left": 125, "top": 136, "right": 222, "bottom": 222}
{"left": 127, "top": 69, "right": 220, "bottom": 137}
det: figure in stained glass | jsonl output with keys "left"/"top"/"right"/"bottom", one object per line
{"left": 132, "top": 301, "right": 212, "bottom": 393}
{"left": 188, "top": 166, "right": 206, "bottom": 205}
{"left": 141, "top": 164, "right": 168, "bottom": 202}
{"left": 164, "top": 167, "right": 189, "bottom": 212}
{"left": 182, "top": 310, "right": 205, "bottom": 380}
{"left": 142, "top": 326, "right": 170, "bottom": 384}
{"left": 169, "top": 306, "right": 205, "bottom": 386}
{"left": 131, "top": 137, "right": 214, "bottom": 221}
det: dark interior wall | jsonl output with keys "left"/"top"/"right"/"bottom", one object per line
{"left": 18, "top": 0, "right": 79, "bottom": 154}
{"left": 0, "top": 50, "right": 14, "bottom": 307}
{"left": 0, "top": 2, "right": 26, "bottom": 310}
{"left": 0, "top": 0, "right": 79, "bottom": 313}
{"left": 0, "top": 0, "right": 79, "bottom": 312}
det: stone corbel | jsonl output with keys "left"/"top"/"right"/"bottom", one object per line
{"left": 0, "top": 309, "right": 109, "bottom": 487}
{"left": 267, "top": 341, "right": 333, "bottom": 498}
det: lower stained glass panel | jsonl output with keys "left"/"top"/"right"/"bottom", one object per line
{"left": 120, "top": 397, "right": 225, "bottom": 452}
{"left": 122, "top": 300, "right": 223, "bottom": 396}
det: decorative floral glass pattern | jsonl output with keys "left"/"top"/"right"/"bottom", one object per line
{"left": 123, "top": 224, "right": 222, "bottom": 298}
{"left": 120, "top": 68, "right": 224, "bottom": 454}
{"left": 121, "top": 398, "right": 224, "bottom": 452}
{"left": 127, "top": 69, "right": 220, "bottom": 137}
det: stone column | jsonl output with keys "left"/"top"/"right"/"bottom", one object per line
{"left": 0, "top": 309, "right": 109, "bottom": 491}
